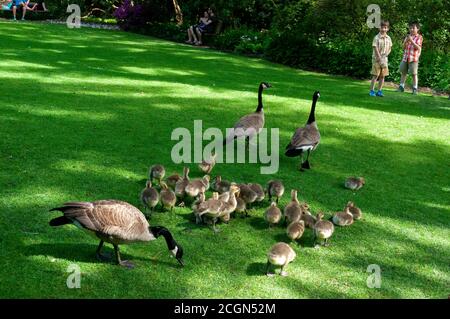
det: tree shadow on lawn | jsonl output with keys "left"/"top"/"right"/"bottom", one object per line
{"left": 1, "top": 77, "right": 448, "bottom": 231}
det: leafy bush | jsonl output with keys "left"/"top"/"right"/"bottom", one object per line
{"left": 113, "top": 0, "right": 145, "bottom": 30}
{"left": 142, "top": 22, "right": 188, "bottom": 43}
{"left": 212, "top": 28, "right": 270, "bottom": 56}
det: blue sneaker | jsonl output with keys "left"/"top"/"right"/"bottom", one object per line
{"left": 376, "top": 90, "right": 384, "bottom": 97}
{"left": 369, "top": 90, "right": 376, "bottom": 97}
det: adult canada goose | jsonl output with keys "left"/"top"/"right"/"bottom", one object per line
{"left": 223, "top": 82, "right": 272, "bottom": 145}
{"left": 248, "top": 183, "right": 265, "bottom": 202}
{"left": 332, "top": 210, "right": 354, "bottom": 226}
{"left": 284, "top": 189, "right": 302, "bottom": 224}
{"left": 198, "top": 153, "right": 216, "bottom": 174}
{"left": 166, "top": 173, "right": 182, "bottom": 190}
{"left": 160, "top": 181, "right": 176, "bottom": 212}
{"left": 175, "top": 167, "right": 190, "bottom": 198}
{"left": 211, "top": 176, "right": 231, "bottom": 193}
{"left": 301, "top": 211, "right": 317, "bottom": 229}
{"left": 267, "top": 180, "right": 285, "bottom": 204}
{"left": 264, "top": 202, "right": 282, "bottom": 228}
{"left": 140, "top": 180, "right": 159, "bottom": 214}
{"left": 185, "top": 175, "right": 210, "bottom": 198}
{"left": 49, "top": 200, "right": 184, "bottom": 268}
{"left": 345, "top": 201, "right": 362, "bottom": 220}
{"left": 344, "top": 177, "right": 365, "bottom": 191}
{"left": 285, "top": 91, "right": 321, "bottom": 171}
{"left": 266, "top": 242, "right": 296, "bottom": 277}
{"left": 149, "top": 164, "right": 166, "bottom": 184}
{"left": 287, "top": 220, "right": 305, "bottom": 244}
{"left": 313, "top": 212, "right": 334, "bottom": 247}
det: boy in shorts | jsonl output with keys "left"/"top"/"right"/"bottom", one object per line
{"left": 370, "top": 20, "right": 392, "bottom": 97}
{"left": 397, "top": 22, "right": 423, "bottom": 95}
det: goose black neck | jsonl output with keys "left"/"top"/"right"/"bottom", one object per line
{"left": 307, "top": 96, "right": 318, "bottom": 124}
{"left": 256, "top": 84, "right": 264, "bottom": 112}
{"left": 150, "top": 226, "right": 176, "bottom": 250}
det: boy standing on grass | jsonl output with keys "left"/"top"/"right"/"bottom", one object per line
{"left": 370, "top": 20, "right": 392, "bottom": 97}
{"left": 397, "top": 22, "right": 423, "bottom": 95}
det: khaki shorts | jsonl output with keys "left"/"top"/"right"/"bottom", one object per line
{"left": 399, "top": 61, "right": 418, "bottom": 75}
{"left": 371, "top": 62, "right": 389, "bottom": 77}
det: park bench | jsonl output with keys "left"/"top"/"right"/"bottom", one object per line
{"left": 202, "top": 19, "right": 223, "bottom": 44}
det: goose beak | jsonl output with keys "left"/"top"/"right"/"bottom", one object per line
{"left": 177, "top": 258, "right": 185, "bottom": 267}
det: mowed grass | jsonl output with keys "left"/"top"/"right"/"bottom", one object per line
{"left": 0, "top": 20, "right": 449, "bottom": 299}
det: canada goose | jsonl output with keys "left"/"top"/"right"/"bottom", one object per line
{"left": 192, "top": 192, "right": 206, "bottom": 224}
{"left": 345, "top": 201, "right": 362, "bottom": 220}
{"left": 49, "top": 200, "right": 184, "bottom": 268}
{"left": 198, "top": 153, "right": 216, "bottom": 174}
{"left": 197, "top": 192, "right": 226, "bottom": 233}
{"left": 266, "top": 242, "right": 296, "bottom": 277}
{"left": 238, "top": 184, "right": 257, "bottom": 216}
{"left": 149, "top": 164, "right": 166, "bottom": 184}
{"left": 267, "top": 180, "right": 284, "bottom": 204}
{"left": 166, "top": 173, "right": 182, "bottom": 190}
{"left": 217, "top": 185, "right": 240, "bottom": 224}
{"left": 287, "top": 220, "right": 305, "bottom": 244}
{"left": 223, "top": 82, "right": 272, "bottom": 145}
{"left": 216, "top": 185, "right": 240, "bottom": 226}
{"left": 175, "top": 167, "right": 190, "bottom": 198}
{"left": 332, "top": 210, "right": 354, "bottom": 226}
{"left": 217, "top": 182, "right": 239, "bottom": 202}
{"left": 344, "top": 177, "right": 365, "bottom": 191}
{"left": 248, "top": 183, "right": 265, "bottom": 202}
{"left": 264, "top": 202, "right": 282, "bottom": 228}
{"left": 211, "top": 175, "right": 231, "bottom": 193}
{"left": 160, "top": 181, "right": 176, "bottom": 212}
{"left": 235, "top": 197, "right": 247, "bottom": 218}
{"left": 301, "top": 211, "right": 317, "bottom": 229}
{"left": 140, "top": 180, "right": 159, "bottom": 214}
{"left": 285, "top": 91, "right": 321, "bottom": 171}
{"left": 284, "top": 189, "right": 302, "bottom": 224}
{"left": 313, "top": 212, "right": 334, "bottom": 247}
{"left": 185, "top": 175, "right": 210, "bottom": 198}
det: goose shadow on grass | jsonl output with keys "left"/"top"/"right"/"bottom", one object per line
{"left": 272, "top": 231, "right": 316, "bottom": 248}
{"left": 246, "top": 262, "right": 267, "bottom": 276}
{"left": 24, "top": 243, "right": 181, "bottom": 269}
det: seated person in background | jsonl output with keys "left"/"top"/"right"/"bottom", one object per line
{"left": 1, "top": 0, "right": 13, "bottom": 10}
{"left": 12, "top": 0, "right": 37, "bottom": 20}
{"left": 194, "top": 7, "right": 217, "bottom": 45}
{"left": 186, "top": 10, "right": 210, "bottom": 45}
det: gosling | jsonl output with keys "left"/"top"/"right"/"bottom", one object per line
{"left": 266, "top": 242, "right": 296, "bottom": 277}
{"left": 264, "top": 202, "right": 282, "bottom": 228}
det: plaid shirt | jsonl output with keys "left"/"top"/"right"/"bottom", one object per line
{"left": 372, "top": 33, "right": 392, "bottom": 63}
{"left": 402, "top": 34, "right": 423, "bottom": 62}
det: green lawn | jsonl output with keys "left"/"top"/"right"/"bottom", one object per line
{"left": 0, "top": 20, "right": 449, "bottom": 299}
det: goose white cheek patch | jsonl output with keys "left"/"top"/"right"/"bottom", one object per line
{"left": 170, "top": 246, "right": 178, "bottom": 257}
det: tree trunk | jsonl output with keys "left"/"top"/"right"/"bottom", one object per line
{"left": 172, "top": 0, "right": 183, "bottom": 25}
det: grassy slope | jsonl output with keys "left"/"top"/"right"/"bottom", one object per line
{"left": 0, "top": 21, "right": 449, "bottom": 299}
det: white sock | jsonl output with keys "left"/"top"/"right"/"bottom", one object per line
{"left": 399, "top": 83, "right": 405, "bottom": 88}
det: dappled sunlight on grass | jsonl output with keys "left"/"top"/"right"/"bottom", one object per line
{"left": 0, "top": 20, "right": 449, "bottom": 298}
